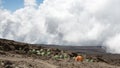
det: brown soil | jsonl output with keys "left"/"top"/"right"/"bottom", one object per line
{"left": 0, "top": 38, "right": 120, "bottom": 68}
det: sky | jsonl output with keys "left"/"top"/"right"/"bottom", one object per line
{"left": 0, "top": 0, "right": 120, "bottom": 54}
{"left": 1, "top": 0, "right": 44, "bottom": 11}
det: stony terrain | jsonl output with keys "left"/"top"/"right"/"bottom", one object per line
{"left": 0, "top": 38, "right": 120, "bottom": 68}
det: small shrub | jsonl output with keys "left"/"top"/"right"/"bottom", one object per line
{"left": 85, "top": 59, "right": 89, "bottom": 62}
{"left": 36, "top": 50, "right": 40, "bottom": 53}
{"left": 40, "top": 49, "right": 43, "bottom": 52}
{"left": 85, "top": 59, "right": 94, "bottom": 62}
{"left": 41, "top": 52, "right": 45, "bottom": 56}
{"left": 32, "top": 49, "right": 35, "bottom": 52}
{"left": 31, "top": 49, "right": 36, "bottom": 54}
{"left": 47, "top": 49, "right": 50, "bottom": 52}
{"left": 54, "top": 55, "right": 59, "bottom": 59}
{"left": 46, "top": 51, "right": 51, "bottom": 56}
{"left": 63, "top": 53, "right": 68, "bottom": 59}
{"left": 19, "top": 47, "right": 22, "bottom": 50}
{"left": 90, "top": 59, "right": 94, "bottom": 62}
{"left": 37, "top": 52, "right": 41, "bottom": 55}
{"left": 59, "top": 55, "right": 63, "bottom": 59}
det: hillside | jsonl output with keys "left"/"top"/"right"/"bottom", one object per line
{"left": 0, "top": 38, "right": 120, "bottom": 68}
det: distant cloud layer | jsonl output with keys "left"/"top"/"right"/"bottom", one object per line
{"left": 0, "top": 0, "right": 120, "bottom": 53}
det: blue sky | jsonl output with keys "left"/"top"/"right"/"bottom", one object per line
{"left": 1, "top": 0, "right": 44, "bottom": 11}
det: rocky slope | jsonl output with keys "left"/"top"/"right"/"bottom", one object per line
{"left": 0, "top": 38, "right": 120, "bottom": 68}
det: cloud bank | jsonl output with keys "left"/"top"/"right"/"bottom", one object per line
{"left": 0, "top": 0, "right": 120, "bottom": 53}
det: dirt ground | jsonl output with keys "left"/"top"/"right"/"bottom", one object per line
{"left": 0, "top": 38, "right": 120, "bottom": 68}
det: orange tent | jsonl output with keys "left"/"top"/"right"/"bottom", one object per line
{"left": 75, "top": 56, "right": 83, "bottom": 62}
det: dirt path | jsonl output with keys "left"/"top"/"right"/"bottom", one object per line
{"left": 0, "top": 56, "right": 58, "bottom": 68}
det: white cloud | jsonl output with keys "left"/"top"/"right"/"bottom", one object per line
{"left": 0, "top": 0, "right": 120, "bottom": 53}
{"left": 24, "top": 0, "right": 37, "bottom": 7}
{"left": 104, "top": 34, "right": 120, "bottom": 54}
